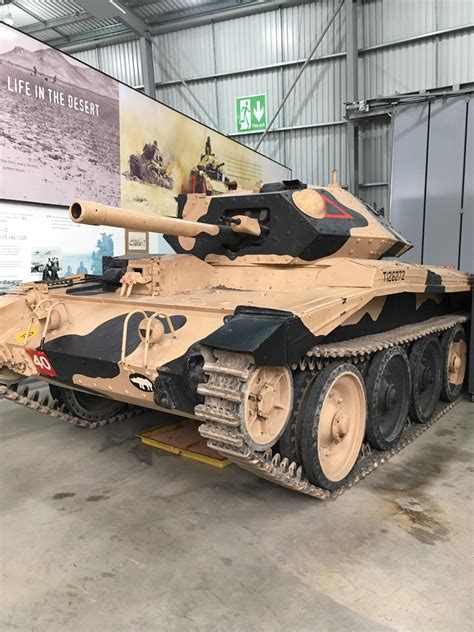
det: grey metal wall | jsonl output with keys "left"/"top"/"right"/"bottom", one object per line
{"left": 391, "top": 97, "right": 473, "bottom": 270}
{"left": 72, "top": 0, "right": 474, "bottom": 212}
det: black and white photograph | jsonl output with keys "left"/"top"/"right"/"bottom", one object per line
{"left": 0, "top": 24, "right": 120, "bottom": 207}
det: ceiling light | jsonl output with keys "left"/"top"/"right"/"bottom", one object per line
{"left": 109, "top": 0, "right": 126, "bottom": 15}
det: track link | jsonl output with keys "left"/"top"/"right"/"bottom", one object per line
{"left": 0, "top": 383, "right": 143, "bottom": 429}
{"left": 196, "top": 313, "right": 469, "bottom": 500}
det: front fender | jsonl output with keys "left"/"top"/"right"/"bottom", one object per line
{"left": 201, "top": 308, "right": 317, "bottom": 365}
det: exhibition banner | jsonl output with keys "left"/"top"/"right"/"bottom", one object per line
{"left": 0, "top": 23, "right": 290, "bottom": 214}
{"left": 0, "top": 201, "right": 123, "bottom": 294}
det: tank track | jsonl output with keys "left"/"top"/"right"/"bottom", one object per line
{"left": 0, "top": 382, "right": 142, "bottom": 429}
{"left": 196, "top": 312, "right": 469, "bottom": 500}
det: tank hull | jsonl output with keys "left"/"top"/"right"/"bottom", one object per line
{"left": 0, "top": 256, "right": 470, "bottom": 414}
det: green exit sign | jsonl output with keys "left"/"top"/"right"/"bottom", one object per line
{"left": 235, "top": 94, "right": 267, "bottom": 133}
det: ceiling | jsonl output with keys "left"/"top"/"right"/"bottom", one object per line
{"left": 0, "top": 0, "right": 282, "bottom": 50}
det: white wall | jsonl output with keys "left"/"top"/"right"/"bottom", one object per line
{"left": 0, "top": 200, "right": 124, "bottom": 290}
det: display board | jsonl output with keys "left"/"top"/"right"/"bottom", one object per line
{"left": 0, "top": 201, "right": 123, "bottom": 294}
{"left": 0, "top": 23, "right": 290, "bottom": 214}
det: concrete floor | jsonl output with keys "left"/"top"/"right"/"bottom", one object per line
{"left": 0, "top": 393, "right": 472, "bottom": 632}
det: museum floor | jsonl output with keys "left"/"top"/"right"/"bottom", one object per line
{"left": 0, "top": 393, "right": 472, "bottom": 631}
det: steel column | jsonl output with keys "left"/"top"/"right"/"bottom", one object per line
{"left": 139, "top": 36, "right": 156, "bottom": 97}
{"left": 345, "top": 0, "right": 359, "bottom": 195}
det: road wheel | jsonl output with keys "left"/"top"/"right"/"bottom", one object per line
{"left": 278, "top": 371, "right": 313, "bottom": 463}
{"left": 241, "top": 366, "right": 293, "bottom": 451}
{"left": 300, "top": 363, "right": 366, "bottom": 491}
{"left": 409, "top": 336, "right": 442, "bottom": 423}
{"left": 54, "top": 386, "right": 126, "bottom": 422}
{"left": 365, "top": 346, "right": 411, "bottom": 451}
{"left": 440, "top": 325, "right": 467, "bottom": 402}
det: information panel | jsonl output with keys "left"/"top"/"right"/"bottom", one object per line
{"left": 0, "top": 23, "right": 290, "bottom": 213}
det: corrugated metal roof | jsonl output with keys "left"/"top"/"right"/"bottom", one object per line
{"left": 11, "top": 0, "right": 222, "bottom": 31}
{"left": 34, "top": 28, "right": 63, "bottom": 41}
{"left": 14, "top": 0, "right": 86, "bottom": 22}
{"left": 9, "top": 0, "right": 233, "bottom": 46}
{"left": 0, "top": 4, "right": 37, "bottom": 28}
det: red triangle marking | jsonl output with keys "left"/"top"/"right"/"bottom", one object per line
{"left": 320, "top": 193, "right": 353, "bottom": 219}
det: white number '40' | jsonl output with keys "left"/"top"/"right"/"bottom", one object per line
{"left": 33, "top": 354, "right": 52, "bottom": 371}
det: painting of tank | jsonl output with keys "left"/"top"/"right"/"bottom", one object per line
{"left": 0, "top": 23, "right": 289, "bottom": 215}
{"left": 119, "top": 84, "right": 288, "bottom": 215}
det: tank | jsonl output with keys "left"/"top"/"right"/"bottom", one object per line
{"left": 0, "top": 174, "right": 471, "bottom": 498}
{"left": 127, "top": 140, "right": 173, "bottom": 190}
{"left": 189, "top": 137, "right": 236, "bottom": 195}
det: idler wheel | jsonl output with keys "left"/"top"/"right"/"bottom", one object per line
{"left": 52, "top": 386, "right": 126, "bottom": 422}
{"left": 365, "top": 346, "right": 411, "bottom": 451}
{"left": 440, "top": 325, "right": 467, "bottom": 402}
{"left": 278, "top": 371, "right": 313, "bottom": 463}
{"left": 299, "top": 363, "right": 366, "bottom": 491}
{"left": 409, "top": 336, "right": 442, "bottom": 423}
{"left": 242, "top": 366, "right": 293, "bottom": 451}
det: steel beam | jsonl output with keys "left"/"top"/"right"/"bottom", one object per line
{"left": 228, "top": 119, "right": 346, "bottom": 137}
{"left": 48, "top": 25, "right": 130, "bottom": 48}
{"left": 359, "top": 23, "right": 474, "bottom": 54}
{"left": 346, "top": 85, "right": 474, "bottom": 121}
{"left": 152, "top": 52, "right": 346, "bottom": 89}
{"left": 138, "top": 0, "right": 242, "bottom": 22}
{"left": 21, "top": 12, "right": 91, "bottom": 34}
{"left": 146, "top": 0, "right": 307, "bottom": 30}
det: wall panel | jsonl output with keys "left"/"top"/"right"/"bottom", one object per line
{"left": 155, "top": 80, "right": 218, "bottom": 129}
{"left": 282, "top": 57, "right": 346, "bottom": 127}
{"left": 361, "top": 0, "right": 436, "bottom": 48}
{"left": 72, "top": 47, "right": 99, "bottom": 69}
{"left": 215, "top": 10, "right": 282, "bottom": 72}
{"left": 436, "top": 0, "right": 474, "bottom": 29}
{"left": 99, "top": 39, "right": 142, "bottom": 87}
{"left": 361, "top": 42, "right": 436, "bottom": 99}
{"left": 281, "top": 1, "right": 345, "bottom": 60}
{"left": 423, "top": 98, "right": 467, "bottom": 266}
{"left": 153, "top": 24, "right": 214, "bottom": 81}
{"left": 437, "top": 31, "right": 474, "bottom": 86}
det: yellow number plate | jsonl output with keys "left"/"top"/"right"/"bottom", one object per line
{"left": 15, "top": 328, "right": 38, "bottom": 343}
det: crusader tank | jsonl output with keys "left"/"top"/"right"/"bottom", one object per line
{"left": 190, "top": 153, "right": 232, "bottom": 195}
{"left": 128, "top": 142, "right": 173, "bottom": 190}
{"left": 0, "top": 174, "right": 471, "bottom": 498}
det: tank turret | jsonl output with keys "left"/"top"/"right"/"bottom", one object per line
{"left": 71, "top": 175, "right": 411, "bottom": 263}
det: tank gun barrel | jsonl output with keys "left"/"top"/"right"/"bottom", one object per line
{"left": 69, "top": 200, "right": 261, "bottom": 239}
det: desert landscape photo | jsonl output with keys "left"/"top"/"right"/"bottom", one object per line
{"left": 0, "top": 25, "right": 120, "bottom": 207}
